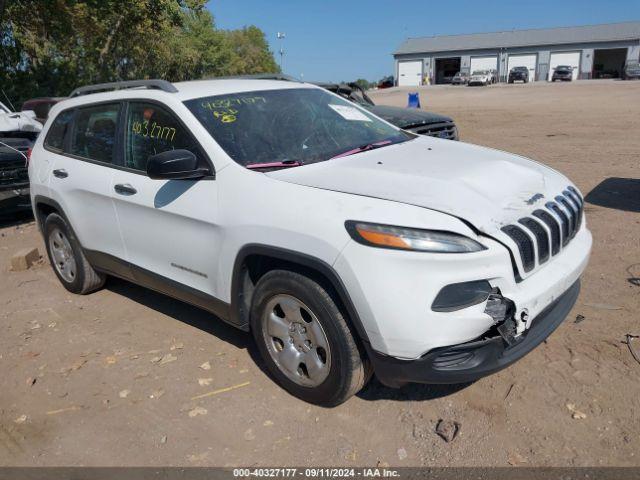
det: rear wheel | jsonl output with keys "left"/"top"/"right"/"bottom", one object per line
{"left": 250, "top": 270, "right": 370, "bottom": 406}
{"left": 44, "top": 213, "right": 105, "bottom": 294}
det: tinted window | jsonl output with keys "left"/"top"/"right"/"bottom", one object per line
{"left": 125, "top": 102, "right": 203, "bottom": 172}
{"left": 44, "top": 110, "right": 74, "bottom": 151}
{"left": 71, "top": 103, "right": 120, "bottom": 163}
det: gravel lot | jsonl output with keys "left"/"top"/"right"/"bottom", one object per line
{"left": 1, "top": 79, "right": 639, "bottom": 467}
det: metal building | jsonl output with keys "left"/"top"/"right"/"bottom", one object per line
{"left": 393, "top": 21, "right": 640, "bottom": 86}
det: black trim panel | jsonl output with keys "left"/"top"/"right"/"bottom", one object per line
{"left": 33, "top": 195, "right": 69, "bottom": 232}
{"left": 84, "top": 249, "right": 231, "bottom": 324}
{"left": 230, "top": 244, "right": 372, "bottom": 344}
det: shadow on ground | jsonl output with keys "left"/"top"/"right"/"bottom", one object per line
{"left": 0, "top": 208, "right": 33, "bottom": 229}
{"left": 358, "top": 377, "right": 472, "bottom": 402}
{"left": 106, "top": 277, "right": 249, "bottom": 350}
{"left": 585, "top": 177, "right": 640, "bottom": 213}
{"left": 106, "top": 277, "right": 473, "bottom": 403}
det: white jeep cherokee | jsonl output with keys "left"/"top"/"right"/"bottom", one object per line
{"left": 29, "top": 77, "right": 591, "bottom": 405}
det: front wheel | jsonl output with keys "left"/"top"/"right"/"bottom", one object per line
{"left": 250, "top": 270, "right": 371, "bottom": 406}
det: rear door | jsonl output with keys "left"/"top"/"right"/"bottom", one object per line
{"left": 110, "top": 100, "right": 222, "bottom": 297}
{"left": 46, "top": 102, "right": 127, "bottom": 266}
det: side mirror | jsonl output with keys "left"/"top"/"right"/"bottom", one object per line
{"left": 146, "top": 149, "right": 210, "bottom": 180}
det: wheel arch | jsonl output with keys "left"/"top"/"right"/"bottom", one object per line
{"left": 230, "top": 244, "right": 372, "bottom": 348}
{"left": 33, "top": 195, "right": 68, "bottom": 232}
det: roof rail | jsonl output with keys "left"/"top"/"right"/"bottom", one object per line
{"left": 69, "top": 79, "right": 178, "bottom": 98}
{"left": 203, "top": 73, "right": 300, "bottom": 82}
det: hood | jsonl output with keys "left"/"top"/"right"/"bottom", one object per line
{"left": 366, "top": 105, "right": 453, "bottom": 128}
{"left": 266, "top": 137, "right": 571, "bottom": 234}
{"left": 0, "top": 111, "right": 43, "bottom": 134}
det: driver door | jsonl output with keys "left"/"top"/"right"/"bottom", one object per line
{"left": 110, "top": 100, "right": 222, "bottom": 297}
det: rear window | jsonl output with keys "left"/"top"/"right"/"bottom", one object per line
{"left": 70, "top": 103, "right": 120, "bottom": 163}
{"left": 44, "top": 110, "right": 74, "bottom": 151}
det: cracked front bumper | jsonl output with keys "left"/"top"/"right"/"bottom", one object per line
{"left": 369, "top": 279, "right": 580, "bottom": 387}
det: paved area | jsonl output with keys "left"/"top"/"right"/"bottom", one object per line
{"left": 1, "top": 79, "right": 639, "bottom": 466}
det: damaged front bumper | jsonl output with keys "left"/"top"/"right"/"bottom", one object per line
{"left": 369, "top": 280, "right": 580, "bottom": 388}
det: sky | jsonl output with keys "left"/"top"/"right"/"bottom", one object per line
{"left": 208, "top": 0, "right": 640, "bottom": 83}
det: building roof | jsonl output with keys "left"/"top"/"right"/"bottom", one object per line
{"left": 394, "top": 21, "right": 640, "bottom": 55}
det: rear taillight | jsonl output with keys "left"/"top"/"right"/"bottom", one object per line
{"left": 26, "top": 148, "right": 32, "bottom": 166}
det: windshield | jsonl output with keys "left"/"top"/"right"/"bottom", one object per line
{"left": 184, "top": 87, "right": 410, "bottom": 168}
{"left": 472, "top": 70, "right": 488, "bottom": 75}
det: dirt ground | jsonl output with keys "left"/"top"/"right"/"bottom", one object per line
{"left": 1, "top": 79, "right": 639, "bottom": 467}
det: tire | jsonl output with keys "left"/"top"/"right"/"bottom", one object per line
{"left": 250, "top": 270, "right": 371, "bottom": 406}
{"left": 43, "top": 213, "right": 105, "bottom": 294}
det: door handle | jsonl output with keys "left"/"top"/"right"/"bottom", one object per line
{"left": 114, "top": 183, "right": 137, "bottom": 195}
{"left": 53, "top": 169, "right": 68, "bottom": 178}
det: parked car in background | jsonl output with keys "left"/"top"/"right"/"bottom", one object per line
{"left": 552, "top": 66, "right": 574, "bottom": 82}
{"left": 21, "top": 97, "right": 65, "bottom": 124}
{"left": 377, "top": 76, "right": 394, "bottom": 89}
{"left": 468, "top": 70, "right": 492, "bottom": 86}
{"left": 318, "top": 82, "right": 458, "bottom": 140}
{"left": 623, "top": 60, "right": 640, "bottom": 80}
{"left": 0, "top": 100, "right": 42, "bottom": 212}
{"left": 30, "top": 77, "right": 591, "bottom": 405}
{"left": 451, "top": 72, "right": 469, "bottom": 85}
{"left": 508, "top": 66, "right": 530, "bottom": 83}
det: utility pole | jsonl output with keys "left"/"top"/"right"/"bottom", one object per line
{"left": 276, "top": 32, "right": 285, "bottom": 72}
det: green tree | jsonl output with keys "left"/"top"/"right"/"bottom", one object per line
{"left": 0, "top": 0, "right": 279, "bottom": 106}
{"left": 224, "top": 26, "right": 280, "bottom": 75}
{"left": 353, "top": 78, "right": 373, "bottom": 91}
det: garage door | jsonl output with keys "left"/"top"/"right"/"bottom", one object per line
{"left": 507, "top": 54, "right": 537, "bottom": 81}
{"left": 398, "top": 61, "right": 422, "bottom": 87}
{"left": 548, "top": 51, "right": 580, "bottom": 81}
{"left": 470, "top": 55, "right": 498, "bottom": 74}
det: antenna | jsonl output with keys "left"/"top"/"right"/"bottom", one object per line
{"left": 1, "top": 89, "right": 16, "bottom": 111}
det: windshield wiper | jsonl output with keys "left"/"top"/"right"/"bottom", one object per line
{"left": 330, "top": 139, "right": 393, "bottom": 160}
{"left": 246, "top": 159, "right": 302, "bottom": 170}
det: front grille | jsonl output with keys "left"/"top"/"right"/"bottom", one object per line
{"left": 502, "top": 187, "right": 584, "bottom": 275}
{"left": 407, "top": 121, "right": 457, "bottom": 140}
{"left": 518, "top": 217, "right": 549, "bottom": 264}
{"left": 547, "top": 202, "right": 570, "bottom": 245}
{"left": 501, "top": 225, "right": 535, "bottom": 272}
{"left": 0, "top": 158, "right": 28, "bottom": 187}
{"left": 532, "top": 210, "right": 561, "bottom": 255}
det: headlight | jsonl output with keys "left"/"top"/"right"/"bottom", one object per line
{"left": 345, "top": 221, "right": 486, "bottom": 253}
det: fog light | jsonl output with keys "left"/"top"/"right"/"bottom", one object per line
{"left": 432, "top": 280, "right": 492, "bottom": 312}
